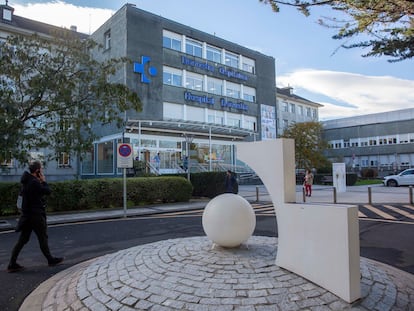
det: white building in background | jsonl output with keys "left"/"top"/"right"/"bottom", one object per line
{"left": 276, "top": 87, "right": 323, "bottom": 135}
{"left": 322, "top": 108, "right": 414, "bottom": 176}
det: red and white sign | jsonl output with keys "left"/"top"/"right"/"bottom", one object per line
{"left": 117, "top": 143, "right": 133, "bottom": 168}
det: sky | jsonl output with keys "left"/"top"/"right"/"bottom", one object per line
{"left": 8, "top": 0, "right": 414, "bottom": 120}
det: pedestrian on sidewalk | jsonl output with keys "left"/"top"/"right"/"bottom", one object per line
{"left": 304, "top": 169, "right": 314, "bottom": 197}
{"left": 225, "top": 170, "right": 238, "bottom": 194}
{"left": 7, "top": 160, "right": 63, "bottom": 273}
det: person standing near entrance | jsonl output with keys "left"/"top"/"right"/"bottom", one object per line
{"left": 225, "top": 170, "right": 238, "bottom": 194}
{"left": 154, "top": 152, "right": 161, "bottom": 170}
{"left": 7, "top": 161, "right": 63, "bottom": 273}
{"left": 304, "top": 169, "right": 314, "bottom": 197}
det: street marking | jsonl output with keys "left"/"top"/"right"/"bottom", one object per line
{"left": 383, "top": 205, "right": 414, "bottom": 220}
{"left": 359, "top": 218, "right": 414, "bottom": 225}
{"left": 358, "top": 211, "right": 367, "bottom": 218}
{"left": 363, "top": 205, "right": 396, "bottom": 220}
{"left": 402, "top": 205, "right": 414, "bottom": 211}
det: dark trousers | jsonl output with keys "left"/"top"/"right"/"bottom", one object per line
{"left": 9, "top": 214, "right": 53, "bottom": 265}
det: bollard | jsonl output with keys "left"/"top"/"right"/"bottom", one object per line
{"left": 256, "top": 186, "right": 259, "bottom": 202}
{"left": 368, "top": 187, "right": 372, "bottom": 204}
{"left": 303, "top": 187, "right": 306, "bottom": 202}
{"left": 333, "top": 187, "right": 337, "bottom": 204}
{"left": 410, "top": 186, "right": 413, "bottom": 205}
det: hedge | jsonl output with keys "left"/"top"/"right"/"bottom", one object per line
{"left": 0, "top": 176, "right": 192, "bottom": 216}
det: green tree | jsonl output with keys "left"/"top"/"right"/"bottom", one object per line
{"left": 259, "top": 0, "right": 414, "bottom": 62}
{"left": 279, "top": 121, "right": 329, "bottom": 169}
{"left": 0, "top": 31, "right": 141, "bottom": 164}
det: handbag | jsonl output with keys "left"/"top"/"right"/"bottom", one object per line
{"left": 16, "top": 195, "right": 23, "bottom": 211}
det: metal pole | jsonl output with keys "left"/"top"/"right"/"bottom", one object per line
{"left": 303, "top": 187, "right": 306, "bottom": 202}
{"left": 368, "top": 186, "right": 372, "bottom": 204}
{"left": 333, "top": 187, "right": 337, "bottom": 204}
{"left": 209, "top": 127, "right": 212, "bottom": 172}
{"left": 123, "top": 168, "right": 127, "bottom": 217}
{"left": 409, "top": 186, "right": 413, "bottom": 205}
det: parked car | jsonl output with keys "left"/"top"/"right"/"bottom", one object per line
{"left": 383, "top": 168, "right": 414, "bottom": 187}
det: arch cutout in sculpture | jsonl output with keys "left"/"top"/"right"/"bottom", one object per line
{"left": 237, "top": 139, "right": 361, "bottom": 303}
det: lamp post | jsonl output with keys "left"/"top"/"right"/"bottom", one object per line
{"left": 183, "top": 134, "right": 194, "bottom": 181}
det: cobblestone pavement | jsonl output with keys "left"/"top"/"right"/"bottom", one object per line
{"left": 21, "top": 236, "right": 413, "bottom": 311}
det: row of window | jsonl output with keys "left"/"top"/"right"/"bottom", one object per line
{"left": 163, "top": 102, "right": 256, "bottom": 131}
{"left": 1, "top": 152, "right": 70, "bottom": 168}
{"left": 163, "top": 30, "right": 256, "bottom": 74}
{"left": 280, "top": 100, "right": 317, "bottom": 118}
{"left": 163, "top": 66, "right": 256, "bottom": 102}
{"left": 328, "top": 133, "right": 414, "bottom": 149}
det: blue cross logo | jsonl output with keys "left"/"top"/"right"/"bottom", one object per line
{"left": 133, "top": 56, "right": 157, "bottom": 83}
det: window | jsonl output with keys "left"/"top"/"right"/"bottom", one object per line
{"left": 186, "top": 106, "right": 204, "bottom": 122}
{"left": 207, "top": 77, "right": 223, "bottom": 95}
{"left": 3, "top": 7, "right": 12, "bottom": 21}
{"left": 226, "top": 81, "right": 240, "bottom": 99}
{"left": 225, "top": 51, "right": 239, "bottom": 68}
{"left": 306, "top": 107, "right": 311, "bottom": 117}
{"left": 185, "top": 38, "right": 202, "bottom": 58}
{"left": 163, "top": 66, "right": 182, "bottom": 87}
{"left": 208, "top": 110, "right": 224, "bottom": 125}
{"left": 290, "top": 103, "right": 295, "bottom": 114}
{"left": 163, "top": 102, "right": 184, "bottom": 120}
{"left": 282, "top": 119, "right": 289, "bottom": 129}
{"left": 312, "top": 109, "right": 317, "bottom": 119}
{"left": 163, "top": 30, "right": 181, "bottom": 51}
{"left": 242, "top": 56, "right": 255, "bottom": 74}
{"left": 299, "top": 105, "right": 303, "bottom": 115}
{"left": 206, "top": 45, "right": 221, "bottom": 63}
{"left": 81, "top": 148, "right": 94, "bottom": 174}
{"left": 243, "top": 86, "right": 256, "bottom": 102}
{"left": 185, "top": 72, "right": 203, "bottom": 91}
{"left": 104, "top": 30, "right": 111, "bottom": 50}
{"left": 282, "top": 102, "right": 288, "bottom": 112}
{"left": 227, "top": 113, "right": 241, "bottom": 128}
{"left": 243, "top": 115, "right": 257, "bottom": 130}
{"left": 97, "top": 141, "right": 113, "bottom": 174}
{"left": 58, "top": 152, "right": 70, "bottom": 167}
{"left": 1, "top": 151, "right": 13, "bottom": 167}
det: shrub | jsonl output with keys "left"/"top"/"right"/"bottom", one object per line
{"left": 0, "top": 176, "right": 192, "bottom": 216}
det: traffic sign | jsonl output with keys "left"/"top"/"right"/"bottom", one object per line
{"left": 117, "top": 143, "right": 133, "bottom": 168}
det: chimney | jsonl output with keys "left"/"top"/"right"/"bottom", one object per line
{"left": 70, "top": 25, "right": 77, "bottom": 32}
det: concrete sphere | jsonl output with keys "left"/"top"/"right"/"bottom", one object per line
{"left": 202, "top": 193, "right": 256, "bottom": 248}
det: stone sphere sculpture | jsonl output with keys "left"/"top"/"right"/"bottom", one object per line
{"left": 202, "top": 193, "right": 256, "bottom": 248}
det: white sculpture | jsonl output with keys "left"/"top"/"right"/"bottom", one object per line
{"left": 202, "top": 193, "right": 256, "bottom": 248}
{"left": 237, "top": 139, "right": 361, "bottom": 303}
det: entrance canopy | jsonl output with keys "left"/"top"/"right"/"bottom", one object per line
{"left": 126, "top": 119, "right": 257, "bottom": 142}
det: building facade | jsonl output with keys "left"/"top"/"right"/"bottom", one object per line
{"left": 82, "top": 4, "right": 277, "bottom": 177}
{"left": 276, "top": 87, "right": 323, "bottom": 136}
{"left": 323, "top": 108, "right": 414, "bottom": 176}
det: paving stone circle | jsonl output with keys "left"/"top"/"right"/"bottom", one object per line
{"left": 38, "top": 236, "right": 413, "bottom": 311}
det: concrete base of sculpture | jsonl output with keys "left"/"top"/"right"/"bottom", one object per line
{"left": 276, "top": 202, "right": 360, "bottom": 303}
{"left": 202, "top": 193, "right": 256, "bottom": 248}
{"left": 237, "top": 139, "right": 361, "bottom": 303}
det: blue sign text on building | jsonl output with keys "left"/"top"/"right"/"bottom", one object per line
{"left": 220, "top": 98, "right": 248, "bottom": 111}
{"left": 184, "top": 92, "right": 215, "bottom": 105}
{"left": 181, "top": 56, "right": 248, "bottom": 81}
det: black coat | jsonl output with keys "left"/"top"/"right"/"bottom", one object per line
{"left": 20, "top": 171, "right": 51, "bottom": 216}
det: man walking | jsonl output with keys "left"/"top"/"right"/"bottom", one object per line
{"left": 7, "top": 160, "right": 63, "bottom": 273}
